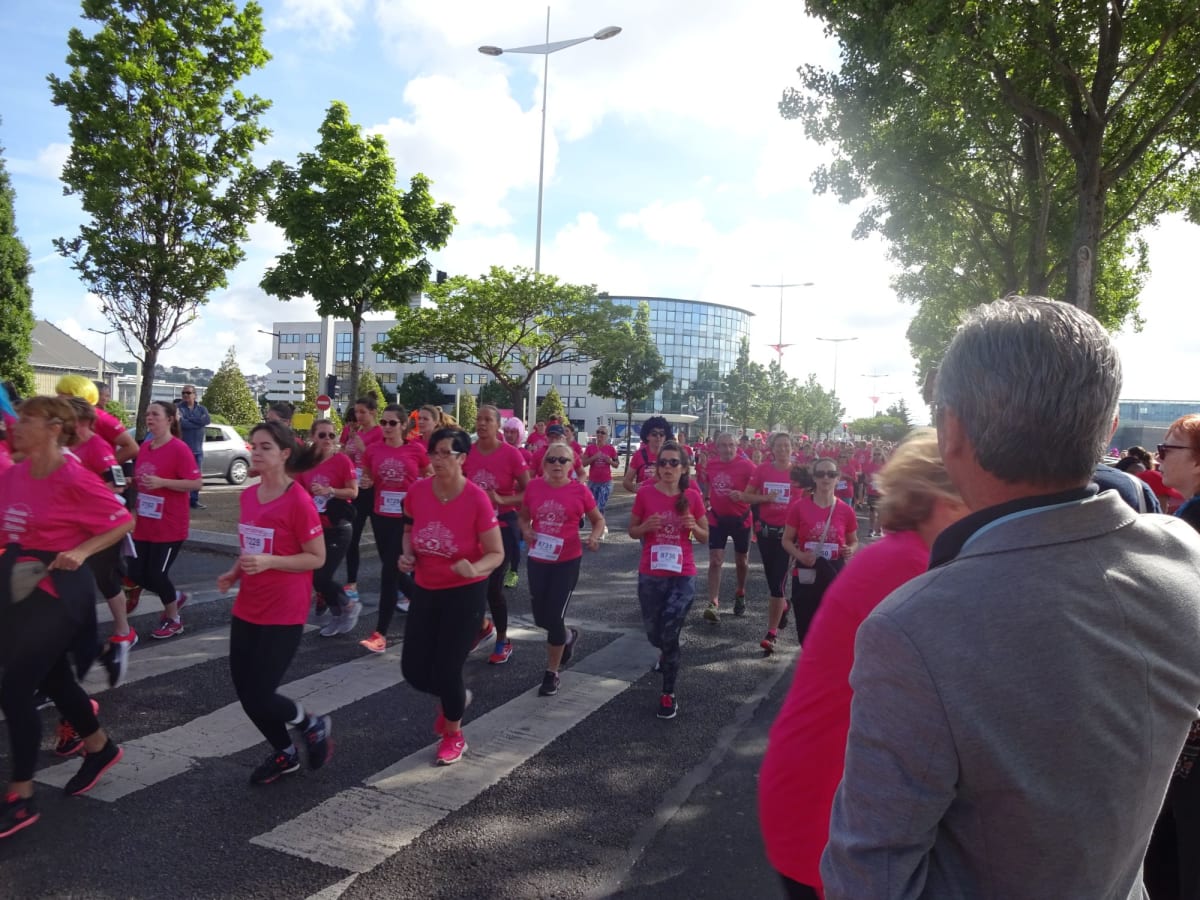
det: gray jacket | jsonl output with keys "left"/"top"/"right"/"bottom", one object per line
{"left": 822, "top": 491, "right": 1200, "bottom": 899}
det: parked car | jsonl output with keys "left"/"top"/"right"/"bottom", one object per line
{"left": 616, "top": 436, "right": 642, "bottom": 453}
{"left": 202, "top": 424, "right": 252, "bottom": 484}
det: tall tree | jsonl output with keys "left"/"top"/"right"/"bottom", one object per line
{"left": 204, "top": 347, "right": 261, "bottom": 427}
{"left": 455, "top": 390, "right": 477, "bottom": 428}
{"left": 478, "top": 380, "right": 514, "bottom": 410}
{"left": 49, "top": 0, "right": 272, "bottom": 431}
{"left": 262, "top": 101, "right": 454, "bottom": 397}
{"left": 761, "top": 360, "right": 797, "bottom": 435}
{"left": 0, "top": 140, "right": 36, "bottom": 396}
{"left": 379, "top": 266, "right": 629, "bottom": 422}
{"left": 354, "top": 367, "right": 388, "bottom": 405}
{"left": 536, "top": 386, "right": 567, "bottom": 425}
{"left": 724, "top": 336, "right": 768, "bottom": 434}
{"left": 885, "top": 398, "right": 914, "bottom": 431}
{"left": 789, "top": 374, "right": 843, "bottom": 439}
{"left": 785, "top": 2, "right": 1200, "bottom": 377}
{"left": 395, "top": 371, "right": 449, "bottom": 412}
{"left": 589, "top": 302, "right": 671, "bottom": 463}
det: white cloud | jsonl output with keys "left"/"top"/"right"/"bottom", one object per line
{"left": 8, "top": 142, "right": 69, "bottom": 180}
{"left": 271, "top": 0, "right": 365, "bottom": 46}
{"left": 617, "top": 200, "right": 718, "bottom": 250}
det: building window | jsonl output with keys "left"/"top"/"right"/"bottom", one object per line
{"left": 335, "top": 332, "right": 364, "bottom": 364}
{"left": 571, "top": 397, "right": 586, "bottom": 408}
{"left": 305, "top": 333, "right": 319, "bottom": 343}
{"left": 572, "top": 375, "right": 587, "bottom": 386}
{"left": 379, "top": 372, "right": 397, "bottom": 385}
{"left": 463, "top": 374, "right": 475, "bottom": 385}
{"left": 434, "top": 373, "right": 455, "bottom": 385}
{"left": 540, "top": 374, "right": 554, "bottom": 385}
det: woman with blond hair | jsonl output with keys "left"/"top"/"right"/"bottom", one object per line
{"left": 759, "top": 429, "right": 968, "bottom": 899}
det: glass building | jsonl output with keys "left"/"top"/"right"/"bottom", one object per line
{"left": 1113, "top": 399, "right": 1200, "bottom": 451}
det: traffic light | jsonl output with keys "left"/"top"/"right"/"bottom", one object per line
{"left": 436, "top": 270, "right": 448, "bottom": 285}
{"left": 326, "top": 374, "right": 338, "bottom": 398}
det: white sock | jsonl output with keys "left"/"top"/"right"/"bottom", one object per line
{"left": 288, "top": 704, "right": 307, "bottom": 726}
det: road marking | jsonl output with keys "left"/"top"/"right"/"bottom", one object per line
{"left": 249, "top": 633, "right": 656, "bottom": 874}
{"left": 36, "top": 650, "right": 403, "bottom": 800}
{"left": 95, "top": 587, "right": 230, "bottom": 626}
{"left": 305, "top": 874, "right": 359, "bottom": 900}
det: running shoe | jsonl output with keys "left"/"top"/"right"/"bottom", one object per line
{"left": 395, "top": 594, "right": 410, "bottom": 613}
{"left": 250, "top": 749, "right": 300, "bottom": 785}
{"left": 343, "top": 585, "right": 359, "bottom": 602}
{"left": 561, "top": 627, "right": 580, "bottom": 667}
{"left": 488, "top": 639, "right": 513, "bottom": 665}
{"left": 63, "top": 740, "right": 123, "bottom": 796}
{"left": 470, "top": 618, "right": 496, "bottom": 653}
{"left": 733, "top": 592, "right": 747, "bottom": 616}
{"left": 55, "top": 699, "right": 101, "bottom": 757}
{"left": 312, "top": 605, "right": 333, "bottom": 627}
{"left": 435, "top": 731, "right": 467, "bottom": 766}
{"left": 175, "top": 591, "right": 189, "bottom": 612}
{"left": 34, "top": 691, "right": 53, "bottom": 711}
{"left": 0, "top": 792, "right": 38, "bottom": 839}
{"left": 319, "top": 614, "right": 343, "bottom": 637}
{"left": 123, "top": 579, "right": 142, "bottom": 615}
{"left": 657, "top": 693, "right": 678, "bottom": 719}
{"left": 433, "top": 689, "right": 472, "bottom": 737}
{"left": 703, "top": 600, "right": 719, "bottom": 622}
{"left": 99, "top": 630, "right": 138, "bottom": 688}
{"left": 359, "top": 631, "right": 386, "bottom": 654}
{"left": 299, "top": 715, "right": 333, "bottom": 770}
{"left": 760, "top": 632, "right": 777, "bottom": 655}
{"left": 336, "top": 601, "right": 361, "bottom": 635}
{"left": 538, "top": 670, "right": 560, "bottom": 697}
{"left": 503, "top": 569, "right": 519, "bottom": 589}
{"left": 151, "top": 618, "right": 183, "bottom": 640}
{"left": 778, "top": 603, "right": 790, "bottom": 631}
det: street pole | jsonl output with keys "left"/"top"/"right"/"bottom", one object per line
{"left": 750, "top": 281, "right": 815, "bottom": 358}
{"left": 815, "top": 336, "right": 859, "bottom": 399}
{"left": 88, "top": 327, "right": 115, "bottom": 380}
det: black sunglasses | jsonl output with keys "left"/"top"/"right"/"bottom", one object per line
{"left": 544, "top": 456, "right": 572, "bottom": 465}
{"left": 380, "top": 419, "right": 403, "bottom": 427}
{"left": 314, "top": 432, "right": 337, "bottom": 439}
{"left": 657, "top": 458, "right": 683, "bottom": 468}
{"left": 814, "top": 471, "right": 839, "bottom": 478}
{"left": 1158, "top": 443, "right": 1191, "bottom": 457}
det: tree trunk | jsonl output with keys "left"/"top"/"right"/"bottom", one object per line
{"left": 348, "top": 316, "right": 361, "bottom": 406}
{"left": 1065, "top": 150, "right": 1104, "bottom": 314}
{"left": 135, "top": 300, "right": 162, "bottom": 441}
{"left": 625, "top": 407, "right": 635, "bottom": 467}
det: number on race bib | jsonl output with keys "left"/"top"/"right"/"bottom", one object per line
{"left": 137, "top": 493, "right": 164, "bottom": 520}
{"left": 650, "top": 543, "right": 684, "bottom": 573}
{"left": 380, "top": 491, "right": 406, "bottom": 515}
{"left": 529, "top": 532, "right": 565, "bottom": 562}
{"left": 239, "top": 524, "right": 275, "bottom": 556}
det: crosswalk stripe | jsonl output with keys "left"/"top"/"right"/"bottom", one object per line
{"left": 35, "top": 650, "right": 403, "bottom": 800}
{"left": 249, "top": 633, "right": 656, "bottom": 874}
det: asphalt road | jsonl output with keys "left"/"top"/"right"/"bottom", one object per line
{"left": 0, "top": 477, "right": 824, "bottom": 899}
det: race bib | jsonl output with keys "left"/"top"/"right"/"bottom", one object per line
{"left": 804, "top": 540, "right": 840, "bottom": 560}
{"left": 313, "top": 494, "right": 329, "bottom": 513}
{"left": 529, "top": 532, "right": 565, "bottom": 562}
{"left": 764, "top": 481, "right": 791, "bottom": 504}
{"left": 355, "top": 467, "right": 363, "bottom": 482}
{"left": 380, "top": 490, "right": 406, "bottom": 515}
{"left": 650, "top": 543, "right": 683, "bottom": 573}
{"left": 137, "top": 493, "right": 164, "bottom": 520}
{"left": 836, "top": 480, "right": 849, "bottom": 491}
{"left": 239, "top": 524, "right": 275, "bottom": 555}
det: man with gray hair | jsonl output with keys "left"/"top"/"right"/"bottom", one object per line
{"left": 821, "top": 297, "right": 1200, "bottom": 899}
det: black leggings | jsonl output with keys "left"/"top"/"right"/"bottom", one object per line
{"left": 790, "top": 559, "right": 844, "bottom": 645}
{"left": 502, "top": 520, "right": 520, "bottom": 574}
{"left": 528, "top": 557, "right": 581, "bottom": 646}
{"left": 129, "top": 539, "right": 183, "bottom": 607}
{"left": 89, "top": 540, "right": 126, "bottom": 599}
{"left": 778, "top": 874, "right": 820, "bottom": 900}
{"left": 345, "top": 487, "right": 374, "bottom": 584}
{"left": 372, "top": 514, "right": 416, "bottom": 637}
{"left": 400, "top": 580, "right": 487, "bottom": 722}
{"left": 756, "top": 533, "right": 789, "bottom": 599}
{"left": 228, "top": 616, "right": 303, "bottom": 752}
{"left": 0, "top": 580, "right": 101, "bottom": 782}
{"left": 313, "top": 522, "right": 353, "bottom": 613}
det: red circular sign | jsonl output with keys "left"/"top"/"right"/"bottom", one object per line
{"left": 316, "top": 394, "right": 332, "bottom": 411}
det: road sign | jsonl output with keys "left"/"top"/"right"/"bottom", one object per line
{"left": 316, "top": 394, "right": 331, "bottom": 412}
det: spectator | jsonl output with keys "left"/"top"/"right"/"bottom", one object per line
{"left": 177, "top": 385, "right": 211, "bottom": 510}
{"left": 821, "top": 297, "right": 1200, "bottom": 899}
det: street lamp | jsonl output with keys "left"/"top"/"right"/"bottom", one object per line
{"left": 88, "top": 327, "right": 116, "bottom": 378}
{"left": 750, "top": 281, "right": 815, "bottom": 357}
{"left": 480, "top": 10, "right": 622, "bottom": 422}
{"left": 862, "top": 371, "right": 891, "bottom": 415}
{"left": 815, "top": 336, "right": 859, "bottom": 398}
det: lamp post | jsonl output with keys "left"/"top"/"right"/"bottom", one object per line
{"left": 815, "top": 336, "right": 859, "bottom": 398}
{"left": 750, "top": 280, "right": 815, "bottom": 357}
{"left": 862, "top": 371, "right": 891, "bottom": 415}
{"left": 88, "top": 327, "right": 115, "bottom": 379}
{"left": 480, "top": 10, "right": 622, "bottom": 423}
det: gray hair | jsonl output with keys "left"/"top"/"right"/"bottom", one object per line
{"left": 934, "top": 296, "right": 1121, "bottom": 485}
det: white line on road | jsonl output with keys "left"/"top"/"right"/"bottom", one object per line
{"left": 249, "top": 633, "right": 657, "bottom": 874}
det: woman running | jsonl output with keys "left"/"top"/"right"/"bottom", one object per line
{"left": 583, "top": 425, "right": 618, "bottom": 515}
{"left": 216, "top": 421, "right": 332, "bottom": 785}
{"left": 340, "top": 395, "right": 383, "bottom": 602}
{"left": 358, "top": 403, "right": 431, "bottom": 654}
{"left": 128, "top": 401, "right": 202, "bottom": 640}
{"left": 399, "top": 426, "right": 503, "bottom": 765}
{"left": 520, "top": 440, "right": 606, "bottom": 697}
{"left": 291, "top": 418, "right": 361, "bottom": 638}
{"left": 627, "top": 441, "right": 708, "bottom": 720}
{"left": 739, "top": 432, "right": 796, "bottom": 656}
{"left": 464, "top": 405, "right": 530, "bottom": 663}
{"left": 622, "top": 416, "right": 671, "bottom": 492}
{"left": 781, "top": 457, "right": 859, "bottom": 645}
{"left": 0, "top": 397, "right": 132, "bottom": 838}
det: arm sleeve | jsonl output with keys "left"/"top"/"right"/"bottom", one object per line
{"left": 197, "top": 404, "right": 212, "bottom": 427}
{"left": 820, "top": 610, "right": 957, "bottom": 900}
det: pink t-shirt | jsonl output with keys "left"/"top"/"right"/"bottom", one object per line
{"left": 630, "top": 447, "right": 658, "bottom": 487}
{"left": 405, "top": 478, "right": 499, "bottom": 590}
{"left": 861, "top": 459, "right": 885, "bottom": 496}
{"left": 705, "top": 456, "right": 756, "bottom": 520}
{"left": 526, "top": 432, "right": 549, "bottom": 451}
{"left": 363, "top": 441, "right": 430, "bottom": 517}
{"left": 0, "top": 440, "right": 12, "bottom": 475}
{"left": 72, "top": 434, "right": 119, "bottom": 480}
{"left": 294, "top": 453, "right": 358, "bottom": 528}
{"left": 785, "top": 496, "right": 858, "bottom": 561}
{"left": 94, "top": 408, "right": 127, "bottom": 448}
{"left": 531, "top": 444, "right": 584, "bottom": 480}
{"left": 521, "top": 478, "right": 596, "bottom": 563}
{"left": 233, "top": 481, "right": 324, "bottom": 626}
{"left": 748, "top": 462, "right": 795, "bottom": 527}
{"left": 0, "top": 456, "right": 131, "bottom": 552}
{"left": 632, "top": 483, "right": 706, "bottom": 577}
{"left": 464, "top": 441, "right": 529, "bottom": 507}
{"left": 584, "top": 442, "right": 619, "bottom": 483}
{"left": 340, "top": 425, "right": 383, "bottom": 471}
{"left": 759, "top": 530, "right": 928, "bottom": 889}
{"left": 133, "top": 436, "right": 201, "bottom": 543}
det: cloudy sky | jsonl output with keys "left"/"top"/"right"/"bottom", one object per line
{"left": 3, "top": 0, "right": 1198, "bottom": 421}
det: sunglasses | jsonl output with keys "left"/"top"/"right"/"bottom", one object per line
{"left": 648, "top": 430, "right": 666, "bottom": 437}
{"left": 380, "top": 419, "right": 403, "bottom": 427}
{"left": 315, "top": 432, "right": 336, "bottom": 439}
{"left": 544, "top": 456, "right": 572, "bottom": 465}
{"left": 657, "top": 458, "right": 683, "bottom": 468}
{"left": 1158, "top": 443, "right": 1191, "bottom": 457}
{"left": 182, "top": 391, "right": 194, "bottom": 395}
{"left": 814, "top": 471, "right": 839, "bottom": 478}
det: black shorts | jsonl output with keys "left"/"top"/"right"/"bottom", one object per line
{"left": 867, "top": 493, "right": 880, "bottom": 510}
{"left": 708, "top": 514, "right": 752, "bottom": 554}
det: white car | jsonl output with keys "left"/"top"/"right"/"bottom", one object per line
{"left": 616, "top": 437, "right": 642, "bottom": 453}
